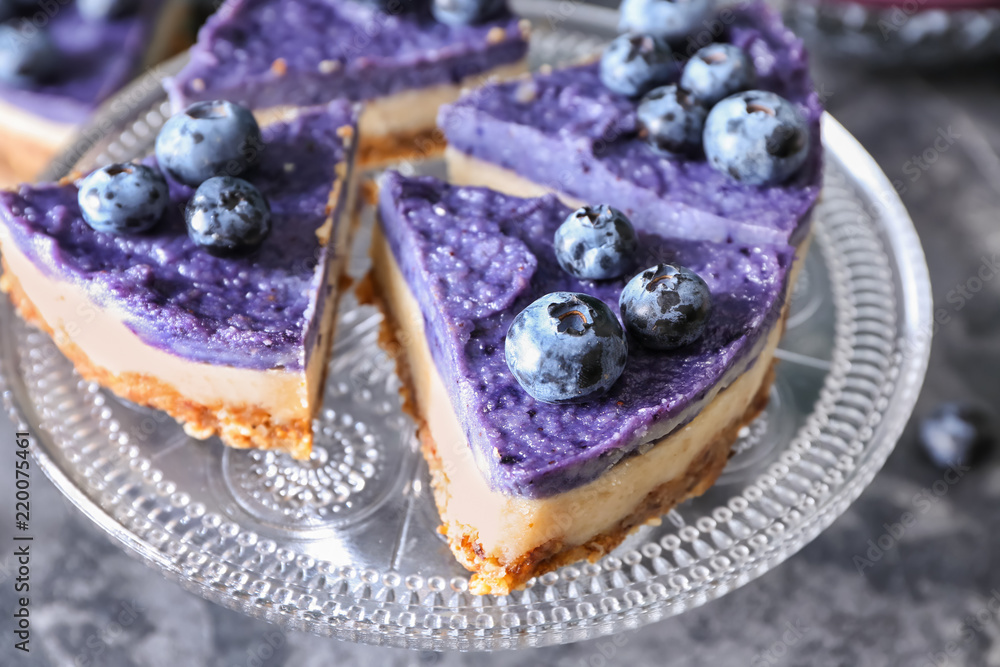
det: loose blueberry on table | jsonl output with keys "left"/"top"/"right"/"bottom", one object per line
{"left": 155, "top": 100, "right": 263, "bottom": 187}
{"left": 599, "top": 33, "right": 679, "bottom": 98}
{"left": 619, "top": 0, "right": 717, "bottom": 44}
{"left": 554, "top": 205, "right": 638, "bottom": 280}
{"left": 185, "top": 176, "right": 272, "bottom": 257}
{"left": 432, "top": 0, "right": 505, "bottom": 25}
{"left": 704, "top": 89, "right": 811, "bottom": 186}
{"left": 918, "top": 402, "right": 992, "bottom": 469}
{"left": 505, "top": 292, "right": 628, "bottom": 404}
{"left": 620, "top": 263, "right": 712, "bottom": 350}
{"left": 637, "top": 84, "right": 708, "bottom": 155}
{"left": 681, "top": 43, "right": 755, "bottom": 106}
{"left": 77, "top": 163, "right": 169, "bottom": 234}
{"left": 0, "top": 25, "right": 59, "bottom": 87}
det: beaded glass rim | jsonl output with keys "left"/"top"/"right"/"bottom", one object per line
{"left": 5, "top": 1, "right": 932, "bottom": 652}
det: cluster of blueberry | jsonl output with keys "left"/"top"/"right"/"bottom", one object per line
{"left": 78, "top": 100, "right": 273, "bottom": 257}
{"left": 360, "top": 0, "right": 505, "bottom": 26}
{"left": 0, "top": 0, "right": 137, "bottom": 86}
{"left": 505, "top": 205, "right": 711, "bottom": 405}
{"left": 600, "top": 0, "right": 811, "bottom": 186}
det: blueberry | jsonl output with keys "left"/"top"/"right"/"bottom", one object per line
{"left": 505, "top": 292, "right": 628, "bottom": 404}
{"left": 185, "top": 176, "right": 271, "bottom": 257}
{"left": 637, "top": 84, "right": 707, "bottom": 155}
{"left": 0, "top": 25, "right": 59, "bottom": 87}
{"left": 620, "top": 264, "right": 711, "bottom": 350}
{"left": 155, "top": 100, "right": 263, "bottom": 188}
{"left": 918, "top": 403, "right": 992, "bottom": 469}
{"left": 78, "top": 0, "right": 139, "bottom": 20}
{"left": 704, "top": 90, "right": 811, "bottom": 186}
{"left": 77, "top": 163, "right": 169, "bottom": 235}
{"left": 432, "top": 0, "right": 505, "bottom": 25}
{"left": 619, "top": 0, "right": 716, "bottom": 44}
{"left": 554, "top": 205, "right": 637, "bottom": 281}
{"left": 599, "top": 33, "right": 679, "bottom": 98}
{"left": 680, "top": 43, "right": 755, "bottom": 106}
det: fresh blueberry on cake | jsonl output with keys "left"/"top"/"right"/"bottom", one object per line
{"left": 505, "top": 292, "right": 629, "bottom": 404}
{"left": 0, "top": 0, "right": 191, "bottom": 186}
{"left": 439, "top": 1, "right": 822, "bottom": 249}
{"left": 619, "top": 0, "right": 717, "bottom": 44}
{"left": 620, "top": 263, "right": 712, "bottom": 350}
{"left": 599, "top": 33, "right": 679, "bottom": 98}
{"left": 704, "top": 89, "right": 811, "bottom": 186}
{"left": 680, "top": 42, "right": 755, "bottom": 106}
{"left": 365, "top": 172, "right": 799, "bottom": 594}
{"left": 0, "top": 101, "right": 360, "bottom": 460}
{"left": 553, "top": 205, "right": 637, "bottom": 280}
{"left": 155, "top": 100, "right": 264, "bottom": 186}
{"left": 636, "top": 84, "right": 708, "bottom": 155}
{"left": 77, "top": 163, "right": 169, "bottom": 234}
{"left": 165, "top": 0, "right": 530, "bottom": 166}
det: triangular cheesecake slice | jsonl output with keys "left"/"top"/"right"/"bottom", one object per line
{"left": 165, "top": 0, "right": 529, "bottom": 166}
{"left": 368, "top": 172, "right": 797, "bottom": 594}
{"left": 439, "top": 1, "right": 821, "bottom": 247}
{"left": 0, "top": 102, "right": 359, "bottom": 460}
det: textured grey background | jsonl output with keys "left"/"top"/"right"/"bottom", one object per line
{"left": 4, "top": 13, "right": 1000, "bottom": 667}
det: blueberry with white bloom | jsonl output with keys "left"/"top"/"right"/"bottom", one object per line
{"left": 0, "top": 25, "right": 58, "bottom": 87}
{"left": 619, "top": 0, "right": 716, "bottom": 44}
{"left": 637, "top": 84, "right": 707, "bottom": 155}
{"left": 185, "top": 176, "right": 271, "bottom": 257}
{"left": 620, "top": 264, "right": 711, "bottom": 350}
{"left": 155, "top": 100, "right": 263, "bottom": 187}
{"left": 919, "top": 403, "right": 992, "bottom": 469}
{"left": 554, "top": 205, "right": 637, "bottom": 280}
{"left": 78, "top": 0, "right": 139, "bottom": 20}
{"left": 600, "top": 33, "right": 679, "bottom": 98}
{"left": 680, "top": 43, "right": 755, "bottom": 106}
{"left": 506, "top": 292, "right": 628, "bottom": 404}
{"left": 432, "top": 0, "right": 505, "bottom": 25}
{"left": 77, "top": 163, "right": 169, "bottom": 234}
{"left": 704, "top": 90, "right": 810, "bottom": 186}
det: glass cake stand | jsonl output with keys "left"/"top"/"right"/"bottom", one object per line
{"left": 4, "top": 0, "right": 931, "bottom": 652}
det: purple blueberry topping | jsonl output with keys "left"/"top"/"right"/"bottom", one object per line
{"left": 637, "top": 84, "right": 708, "bottom": 155}
{"left": 618, "top": 0, "right": 716, "bottom": 43}
{"left": 681, "top": 43, "right": 755, "bottom": 106}
{"left": 599, "top": 33, "right": 679, "bottom": 98}
{"left": 555, "top": 205, "right": 638, "bottom": 281}
{"left": 185, "top": 176, "right": 271, "bottom": 257}
{"left": 704, "top": 90, "right": 810, "bottom": 186}
{"left": 77, "top": 163, "right": 169, "bottom": 235}
{"left": 506, "top": 292, "right": 628, "bottom": 404}
{"left": 620, "top": 263, "right": 712, "bottom": 350}
{"left": 155, "top": 100, "right": 263, "bottom": 187}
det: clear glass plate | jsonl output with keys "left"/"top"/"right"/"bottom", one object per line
{"left": 3, "top": 1, "right": 931, "bottom": 652}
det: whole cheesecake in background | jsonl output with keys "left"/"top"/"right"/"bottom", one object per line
{"left": 367, "top": 172, "right": 801, "bottom": 594}
{"left": 0, "top": 102, "right": 359, "bottom": 460}
{"left": 440, "top": 1, "right": 822, "bottom": 250}
{"left": 165, "top": 0, "right": 530, "bottom": 166}
{"left": 0, "top": 0, "right": 191, "bottom": 186}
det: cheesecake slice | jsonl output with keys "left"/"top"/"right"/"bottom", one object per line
{"left": 366, "top": 172, "right": 799, "bottom": 594}
{"left": 439, "top": 1, "right": 822, "bottom": 247}
{"left": 0, "top": 101, "right": 359, "bottom": 460}
{"left": 165, "top": 0, "right": 529, "bottom": 166}
{"left": 0, "top": 0, "right": 190, "bottom": 186}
